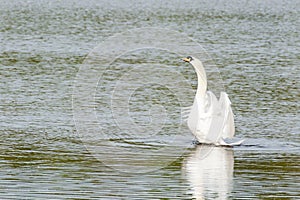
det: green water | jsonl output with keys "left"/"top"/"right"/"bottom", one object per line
{"left": 1, "top": 0, "right": 299, "bottom": 199}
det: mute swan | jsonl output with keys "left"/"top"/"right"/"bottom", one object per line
{"left": 182, "top": 56, "right": 244, "bottom": 146}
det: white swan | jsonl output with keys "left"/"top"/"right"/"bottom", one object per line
{"left": 182, "top": 56, "right": 244, "bottom": 146}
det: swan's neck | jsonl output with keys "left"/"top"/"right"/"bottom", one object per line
{"left": 191, "top": 59, "right": 207, "bottom": 99}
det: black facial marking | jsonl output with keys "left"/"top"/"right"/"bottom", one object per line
{"left": 187, "top": 56, "right": 193, "bottom": 61}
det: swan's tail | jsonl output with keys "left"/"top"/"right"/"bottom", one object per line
{"left": 217, "top": 138, "right": 245, "bottom": 146}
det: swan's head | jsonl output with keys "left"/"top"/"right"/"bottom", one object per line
{"left": 181, "top": 56, "right": 206, "bottom": 79}
{"left": 182, "top": 56, "right": 194, "bottom": 63}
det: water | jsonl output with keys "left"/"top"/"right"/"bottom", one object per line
{"left": 1, "top": 0, "right": 299, "bottom": 199}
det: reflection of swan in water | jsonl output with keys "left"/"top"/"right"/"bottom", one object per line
{"left": 183, "top": 145, "right": 234, "bottom": 199}
{"left": 182, "top": 56, "right": 244, "bottom": 146}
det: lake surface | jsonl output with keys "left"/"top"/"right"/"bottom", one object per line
{"left": 1, "top": 0, "right": 299, "bottom": 199}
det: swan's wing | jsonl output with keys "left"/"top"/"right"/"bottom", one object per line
{"left": 204, "top": 91, "right": 225, "bottom": 143}
{"left": 204, "top": 91, "right": 219, "bottom": 113}
{"left": 187, "top": 100, "right": 200, "bottom": 135}
{"left": 219, "top": 92, "right": 235, "bottom": 138}
{"left": 187, "top": 91, "right": 236, "bottom": 144}
{"left": 189, "top": 91, "right": 221, "bottom": 143}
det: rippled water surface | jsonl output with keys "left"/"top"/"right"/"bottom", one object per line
{"left": 1, "top": 0, "right": 299, "bottom": 199}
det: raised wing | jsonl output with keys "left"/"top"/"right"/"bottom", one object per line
{"left": 186, "top": 91, "right": 236, "bottom": 144}
{"left": 188, "top": 91, "right": 220, "bottom": 143}
{"left": 219, "top": 92, "right": 235, "bottom": 139}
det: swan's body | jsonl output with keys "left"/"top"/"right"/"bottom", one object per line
{"left": 182, "top": 56, "right": 243, "bottom": 146}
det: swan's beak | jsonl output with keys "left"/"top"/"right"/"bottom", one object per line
{"left": 182, "top": 57, "right": 190, "bottom": 62}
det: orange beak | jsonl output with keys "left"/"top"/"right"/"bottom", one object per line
{"left": 182, "top": 57, "right": 191, "bottom": 62}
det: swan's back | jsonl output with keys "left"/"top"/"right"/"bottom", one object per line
{"left": 187, "top": 91, "right": 235, "bottom": 144}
